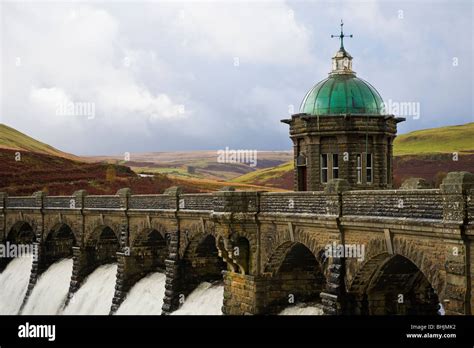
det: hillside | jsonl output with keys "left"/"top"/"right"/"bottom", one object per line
{"left": 1, "top": 122, "right": 473, "bottom": 194}
{"left": 90, "top": 150, "right": 292, "bottom": 181}
{"left": 232, "top": 161, "right": 294, "bottom": 188}
{"left": 0, "top": 147, "right": 282, "bottom": 196}
{"left": 393, "top": 122, "right": 474, "bottom": 155}
{"left": 232, "top": 123, "right": 474, "bottom": 189}
{"left": 0, "top": 124, "right": 80, "bottom": 161}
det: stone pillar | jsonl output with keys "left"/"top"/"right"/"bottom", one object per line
{"left": 161, "top": 230, "right": 181, "bottom": 314}
{"left": 321, "top": 257, "right": 346, "bottom": 315}
{"left": 324, "top": 178, "right": 349, "bottom": 215}
{"left": 73, "top": 189, "right": 87, "bottom": 210}
{"left": 213, "top": 190, "right": 260, "bottom": 213}
{"left": 19, "top": 192, "right": 45, "bottom": 311}
{"left": 0, "top": 192, "right": 6, "bottom": 241}
{"left": 440, "top": 172, "right": 474, "bottom": 222}
{"left": 440, "top": 171, "right": 474, "bottom": 315}
{"left": 0, "top": 192, "right": 7, "bottom": 272}
{"left": 164, "top": 186, "right": 182, "bottom": 210}
{"left": 64, "top": 190, "right": 87, "bottom": 305}
{"left": 32, "top": 191, "right": 45, "bottom": 209}
{"left": 306, "top": 135, "right": 320, "bottom": 191}
{"left": 19, "top": 241, "right": 42, "bottom": 312}
{"left": 320, "top": 179, "right": 349, "bottom": 315}
{"left": 110, "top": 251, "right": 143, "bottom": 313}
{"left": 65, "top": 246, "right": 90, "bottom": 305}
{"left": 222, "top": 271, "right": 266, "bottom": 315}
{"left": 116, "top": 188, "right": 131, "bottom": 250}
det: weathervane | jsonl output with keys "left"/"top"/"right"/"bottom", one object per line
{"left": 331, "top": 19, "right": 353, "bottom": 49}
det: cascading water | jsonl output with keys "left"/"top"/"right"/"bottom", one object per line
{"left": 279, "top": 302, "right": 324, "bottom": 315}
{"left": 0, "top": 257, "right": 324, "bottom": 316}
{"left": 21, "top": 258, "right": 73, "bottom": 315}
{"left": 171, "top": 282, "right": 224, "bottom": 315}
{"left": 62, "top": 263, "right": 117, "bottom": 315}
{"left": 115, "top": 272, "right": 166, "bottom": 315}
{"left": 0, "top": 256, "right": 33, "bottom": 315}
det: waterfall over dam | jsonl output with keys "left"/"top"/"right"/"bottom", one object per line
{"left": 115, "top": 272, "right": 166, "bottom": 315}
{"left": 171, "top": 282, "right": 224, "bottom": 315}
{"left": 62, "top": 264, "right": 118, "bottom": 315}
{"left": 0, "top": 256, "right": 32, "bottom": 315}
{"left": 22, "top": 258, "right": 73, "bottom": 315}
{"left": 0, "top": 261, "right": 323, "bottom": 315}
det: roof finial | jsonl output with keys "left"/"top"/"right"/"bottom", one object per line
{"left": 331, "top": 19, "right": 353, "bottom": 49}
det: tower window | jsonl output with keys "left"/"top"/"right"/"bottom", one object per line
{"left": 321, "top": 154, "right": 328, "bottom": 183}
{"left": 366, "top": 153, "right": 373, "bottom": 184}
{"left": 356, "top": 154, "right": 362, "bottom": 184}
{"left": 332, "top": 154, "right": 339, "bottom": 179}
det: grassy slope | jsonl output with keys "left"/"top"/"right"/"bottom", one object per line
{"left": 0, "top": 123, "right": 80, "bottom": 161}
{"left": 2, "top": 122, "right": 472, "bottom": 192}
{"left": 98, "top": 151, "right": 292, "bottom": 181}
{"left": 173, "top": 176, "right": 287, "bottom": 192}
{"left": 232, "top": 161, "right": 293, "bottom": 184}
{"left": 393, "top": 122, "right": 474, "bottom": 155}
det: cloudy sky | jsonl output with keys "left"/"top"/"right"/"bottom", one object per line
{"left": 1, "top": 0, "right": 472, "bottom": 156}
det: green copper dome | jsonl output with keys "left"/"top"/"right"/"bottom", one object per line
{"left": 300, "top": 74, "right": 385, "bottom": 116}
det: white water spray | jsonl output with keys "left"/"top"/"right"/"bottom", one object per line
{"left": 21, "top": 258, "right": 73, "bottom": 315}
{"left": 171, "top": 282, "right": 224, "bottom": 315}
{"left": 279, "top": 302, "right": 324, "bottom": 315}
{"left": 62, "top": 263, "right": 117, "bottom": 315}
{"left": 0, "top": 256, "right": 33, "bottom": 315}
{"left": 116, "top": 272, "right": 166, "bottom": 315}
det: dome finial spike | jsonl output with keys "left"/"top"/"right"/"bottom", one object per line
{"left": 331, "top": 19, "right": 353, "bottom": 49}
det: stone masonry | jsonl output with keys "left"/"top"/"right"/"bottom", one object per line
{"left": 0, "top": 172, "right": 473, "bottom": 315}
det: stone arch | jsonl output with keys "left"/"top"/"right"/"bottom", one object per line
{"left": 392, "top": 237, "right": 445, "bottom": 302}
{"left": 130, "top": 228, "right": 168, "bottom": 270}
{"left": 180, "top": 233, "right": 227, "bottom": 294}
{"left": 0, "top": 221, "right": 36, "bottom": 271}
{"left": 216, "top": 233, "right": 253, "bottom": 275}
{"left": 347, "top": 249, "right": 442, "bottom": 315}
{"left": 345, "top": 237, "right": 387, "bottom": 290}
{"left": 6, "top": 221, "right": 36, "bottom": 245}
{"left": 178, "top": 222, "right": 216, "bottom": 259}
{"left": 43, "top": 223, "right": 77, "bottom": 263}
{"left": 346, "top": 237, "right": 446, "bottom": 307}
{"left": 109, "top": 227, "right": 169, "bottom": 312}
{"left": 5, "top": 214, "right": 40, "bottom": 242}
{"left": 262, "top": 241, "right": 326, "bottom": 313}
{"left": 232, "top": 236, "right": 250, "bottom": 275}
{"left": 262, "top": 226, "right": 331, "bottom": 279}
{"left": 128, "top": 221, "right": 168, "bottom": 247}
{"left": 85, "top": 225, "right": 120, "bottom": 265}
{"left": 215, "top": 224, "right": 260, "bottom": 275}
{"left": 43, "top": 215, "right": 81, "bottom": 246}
{"left": 85, "top": 222, "right": 121, "bottom": 244}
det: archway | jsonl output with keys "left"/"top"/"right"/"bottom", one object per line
{"left": 44, "top": 224, "right": 76, "bottom": 263}
{"left": 348, "top": 254, "right": 440, "bottom": 315}
{"left": 6, "top": 222, "right": 35, "bottom": 245}
{"left": 131, "top": 229, "right": 167, "bottom": 272}
{"left": 264, "top": 242, "right": 325, "bottom": 313}
{"left": 181, "top": 234, "right": 227, "bottom": 294}
{"left": 233, "top": 236, "right": 250, "bottom": 274}
{"left": 86, "top": 226, "right": 120, "bottom": 266}
{"left": 1, "top": 222, "right": 36, "bottom": 271}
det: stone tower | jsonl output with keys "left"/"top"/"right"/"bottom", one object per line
{"left": 282, "top": 22, "right": 405, "bottom": 191}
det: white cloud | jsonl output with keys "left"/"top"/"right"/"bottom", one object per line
{"left": 148, "top": 1, "right": 313, "bottom": 65}
{"left": 30, "top": 87, "right": 71, "bottom": 113}
{"left": 0, "top": 0, "right": 471, "bottom": 154}
{"left": 2, "top": 3, "right": 186, "bottom": 136}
